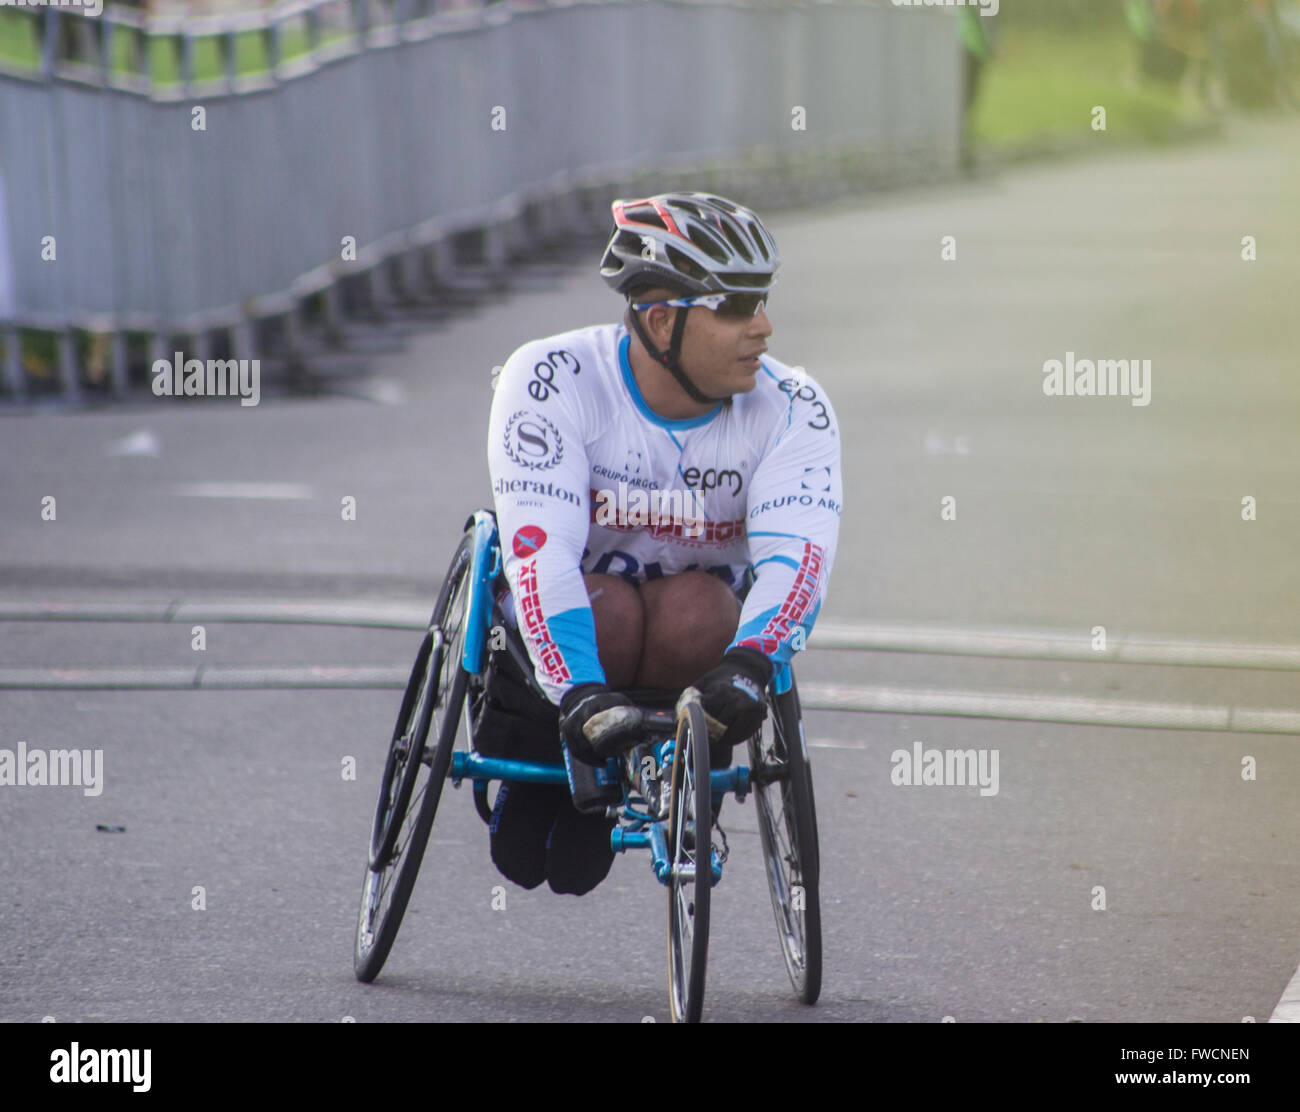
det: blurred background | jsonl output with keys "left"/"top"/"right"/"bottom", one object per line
{"left": 2, "top": 0, "right": 1297, "bottom": 394}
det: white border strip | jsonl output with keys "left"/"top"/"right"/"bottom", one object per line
{"left": 0, "top": 600, "right": 427, "bottom": 629}
{"left": 1, "top": 669, "right": 1296, "bottom": 734}
{"left": 1270, "top": 962, "right": 1300, "bottom": 1022}
{"left": 810, "top": 623, "right": 1300, "bottom": 671}
{"left": 0, "top": 666, "right": 408, "bottom": 689}
{"left": 797, "top": 682, "right": 1300, "bottom": 736}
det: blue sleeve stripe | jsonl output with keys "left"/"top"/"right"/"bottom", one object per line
{"left": 729, "top": 600, "right": 824, "bottom": 665}
{"left": 755, "top": 555, "right": 800, "bottom": 572}
{"left": 546, "top": 606, "right": 606, "bottom": 686}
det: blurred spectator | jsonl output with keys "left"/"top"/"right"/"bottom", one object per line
{"left": 957, "top": 5, "right": 997, "bottom": 170}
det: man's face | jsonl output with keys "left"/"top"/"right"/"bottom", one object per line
{"left": 638, "top": 290, "right": 773, "bottom": 399}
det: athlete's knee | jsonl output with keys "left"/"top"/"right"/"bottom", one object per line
{"left": 636, "top": 571, "right": 741, "bottom": 688}
{"left": 584, "top": 573, "right": 643, "bottom": 689}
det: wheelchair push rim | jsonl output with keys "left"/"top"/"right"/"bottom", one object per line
{"left": 749, "top": 685, "right": 822, "bottom": 1005}
{"left": 354, "top": 534, "right": 473, "bottom": 983}
{"left": 667, "top": 695, "right": 712, "bottom": 1023}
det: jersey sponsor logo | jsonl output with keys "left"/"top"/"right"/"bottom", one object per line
{"left": 592, "top": 464, "right": 657, "bottom": 490}
{"left": 739, "top": 542, "right": 825, "bottom": 657}
{"left": 778, "top": 377, "right": 833, "bottom": 433}
{"left": 801, "top": 466, "right": 831, "bottom": 492}
{"left": 749, "top": 492, "right": 842, "bottom": 517}
{"left": 682, "top": 466, "right": 743, "bottom": 496}
{"left": 512, "top": 525, "right": 548, "bottom": 558}
{"left": 527, "top": 349, "right": 581, "bottom": 403}
{"left": 493, "top": 477, "right": 581, "bottom": 506}
{"left": 504, "top": 410, "right": 564, "bottom": 471}
{"left": 516, "top": 559, "right": 572, "bottom": 685}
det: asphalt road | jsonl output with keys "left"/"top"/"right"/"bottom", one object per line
{"left": 1, "top": 117, "right": 1298, "bottom": 1023}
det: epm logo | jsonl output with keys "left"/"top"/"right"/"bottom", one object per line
{"left": 683, "top": 466, "right": 743, "bottom": 496}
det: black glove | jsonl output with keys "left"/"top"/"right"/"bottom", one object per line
{"left": 560, "top": 683, "right": 642, "bottom": 765}
{"left": 686, "top": 647, "right": 773, "bottom": 746}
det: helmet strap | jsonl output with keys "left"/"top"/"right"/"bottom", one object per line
{"left": 624, "top": 304, "right": 722, "bottom": 406}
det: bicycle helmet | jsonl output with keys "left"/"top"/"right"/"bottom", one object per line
{"left": 600, "top": 192, "right": 780, "bottom": 403}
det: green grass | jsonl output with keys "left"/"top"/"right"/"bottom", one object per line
{"left": 972, "top": 25, "right": 1203, "bottom": 149}
{"left": 0, "top": 10, "right": 40, "bottom": 71}
{"left": 0, "top": 10, "right": 337, "bottom": 83}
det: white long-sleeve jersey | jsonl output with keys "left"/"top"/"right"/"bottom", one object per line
{"left": 487, "top": 322, "right": 842, "bottom": 704}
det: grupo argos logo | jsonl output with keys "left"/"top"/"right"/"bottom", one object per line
{"left": 504, "top": 410, "right": 564, "bottom": 471}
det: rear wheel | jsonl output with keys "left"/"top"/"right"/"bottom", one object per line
{"left": 667, "top": 695, "right": 712, "bottom": 1023}
{"left": 354, "top": 534, "right": 473, "bottom": 982}
{"left": 749, "top": 681, "right": 822, "bottom": 1004}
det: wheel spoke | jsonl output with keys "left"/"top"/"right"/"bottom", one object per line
{"left": 355, "top": 534, "right": 475, "bottom": 982}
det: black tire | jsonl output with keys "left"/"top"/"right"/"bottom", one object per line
{"left": 354, "top": 534, "right": 473, "bottom": 983}
{"left": 667, "top": 696, "right": 712, "bottom": 1023}
{"left": 749, "top": 679, "right": 822, "bottom": 1004}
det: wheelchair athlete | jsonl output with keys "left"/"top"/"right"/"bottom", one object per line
{"left": 480, "top": 191, "right": 842, "bottom": 895}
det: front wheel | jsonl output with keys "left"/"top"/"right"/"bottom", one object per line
{"left": 667, "top": 695, "right": 712, "bottom": 1023}
{"left": 749, "top": 682, "right": 822, "bottom": 1004}
{"left": 354, "top": 534, "right": 473, "bottom": 983}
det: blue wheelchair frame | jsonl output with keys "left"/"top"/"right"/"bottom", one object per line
{"left": 446, "top": 509, "right": 787, "bottom": 887}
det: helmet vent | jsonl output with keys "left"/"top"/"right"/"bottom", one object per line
{"left": 718, "top": 271, "right": 773, "bottom": 289}
{"left": 720, "top": 222, "right": 753, "bottom": 263}
{"left": 629, "top": 206, "right": 668, "bottom": 231}
{"left": 666, "top": 245, "right": 710, "bottom": 283}
{"left": 686, "top": 225, "right": 730, "bottom": 264}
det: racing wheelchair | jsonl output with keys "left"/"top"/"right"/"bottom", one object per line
{"left": 353, "top": 510, "right": 822, "bottom": 1022}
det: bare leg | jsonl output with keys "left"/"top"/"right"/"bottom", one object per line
{"left": 634, "top": 570, "right": 741, "bottom": 689}
{"left": 583, "top": 573, "right": 643, "bottom": 689}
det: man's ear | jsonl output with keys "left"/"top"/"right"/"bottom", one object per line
{"left": 644, "top": 303, "right": 678, "bottom": 343}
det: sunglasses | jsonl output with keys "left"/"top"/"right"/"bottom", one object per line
{"left": 631, "top": 292, "right": 769, "bottom": 319}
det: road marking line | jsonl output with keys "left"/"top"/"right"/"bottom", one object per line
{"left": 3, "top": 603, "right": 1299, "bottom": 673}
{"left": 810, "top": 622, "right": 1300, "bottom": 671}
{"left": 1, "top": 668, "right": 1296, "bottom": 735}
{"left": 798, "top": 682, "right": 1300, "bottom": 735}
{"left": 0, "top": 600, "right": 424, "bottom": 628}
{"left": 0, "top": 666, "right": 406, "bottom": 689}
{"left": 171, "top": 482, "right": 316, "bottom": 500}
{"left": 1270, "top": 962, "right": 1300, "bottom": 1022}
